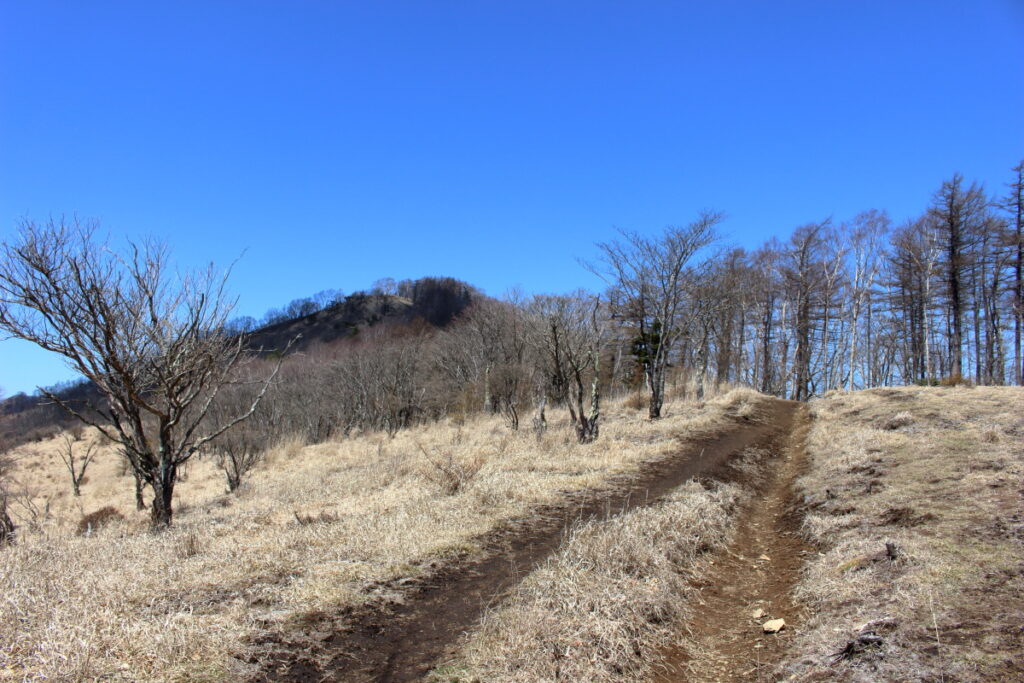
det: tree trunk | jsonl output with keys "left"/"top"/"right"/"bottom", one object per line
{"left": 134, "top": 473, "right": 146, "bottom": 509}
{"left": 150, "top": 461, "right": 176, "bottom": 528}
{"left": 532, "top": 392, "right": 547, "bottom": 440}
{"left": 648, "top": 367, "right": 664, "bottom": 419}
{"left": 760, "top": 297, "right": 774, "bottom": 394}
{"left": 0, "top": 497, "right": 15, "bottom": 546}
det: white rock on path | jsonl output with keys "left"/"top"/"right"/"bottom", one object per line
{"left": 762, "top": 618, "right": 786, "bottom": 633}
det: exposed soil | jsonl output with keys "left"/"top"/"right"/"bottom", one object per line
{"left": 653, "top": 403, "right": 811, "bottom": 682}
{"left": 249, "top": 399, "right": 799, "bottom": 682}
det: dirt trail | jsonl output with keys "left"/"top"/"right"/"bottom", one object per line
{"left": 251, "top": 400, "right": 798, "bottom": 682}
{"left": 654, "top": 403, "right": 811, "bottom": 683}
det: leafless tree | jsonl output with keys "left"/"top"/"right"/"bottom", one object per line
{"left": 56, "top": 432, "right": 99, "bottom": 497}
{"left": 781, "top": 221, "right": 830, "bottom": 401}
{"left": 0, "top": 387, "right": 14, "bottom": 545}
{"left": 591, "top": 213, "right": 721, "bottom": 418}
{"left": 208, "top": 377, "right": 275, "bottom": 492}
{"left": 1002, "top": 160, "right": 1024, "bottom": 385}
{"left": 929, "top": 174, "right": 989, "bottom": 378}
{"left": 0, "top": 218, "right": 282, "bottom": 528}
{"left": 532, "top": 293, "right": 605, "bottom": 443}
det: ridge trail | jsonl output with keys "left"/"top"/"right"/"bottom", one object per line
{"left": 654, "top": 402, "right": 811, "bottom": 682}
{"left": 252, "top": 399, "right": 800, "bottom": 683}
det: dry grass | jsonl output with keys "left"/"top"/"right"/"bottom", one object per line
{"left": 429, "top": 480, "right": 744, "bottom": 683}
{"left": 782, "top": 385, "right": 1024, "bottom": 682}
{"left": 0, "top": 386, "right": 759, "bottom": 681}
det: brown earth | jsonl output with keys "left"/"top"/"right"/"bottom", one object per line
{"left": 249, "top": 399, "right": 801, "bottom": 682}
{"left": 653, "top": 403, "right": 811, "bottom": 682}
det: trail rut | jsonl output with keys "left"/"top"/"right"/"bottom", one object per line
{"left": 654, "top": 402, "right": 811, "bottom": 682}
{"left": 251, "top": 400, "right": 798, "bottom": 682}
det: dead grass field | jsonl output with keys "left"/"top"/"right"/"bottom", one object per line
{"left": 430, "top": 479, "right": 745, "bottom": 683}
{"left": 427, "top": 399, "right": 794, "bottom": 683}
{"left": 0, "top": 386, "right": 759, "bottom": 681}
{"left": 782, "top": 385, "right": 1024, "bottom": 682}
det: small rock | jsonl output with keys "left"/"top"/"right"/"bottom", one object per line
{"left": 763, "top": 618, "right": 786, "bottom": 633}
{"left": 751, "top": 607, "right": 766, "bottom": 619}
{"left": 758, "top": 554, "right": 771, "bottom": 562}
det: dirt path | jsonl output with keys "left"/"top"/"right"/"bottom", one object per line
{"left": 653, "top": 403, "right": 811, "bottom": 683}
{"left": 250, "top": 400, "right": 798, "bottom": 682}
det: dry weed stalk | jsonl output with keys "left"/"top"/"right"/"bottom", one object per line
{"left": 417, "top": 442, "right": 484, "bottom": 495}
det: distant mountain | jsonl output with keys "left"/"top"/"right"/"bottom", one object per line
{"left": 0, "top": 276, "right": 479, "bottom": 450}
{"left": 245, "top": 277, "right": 477, "bottom": 353}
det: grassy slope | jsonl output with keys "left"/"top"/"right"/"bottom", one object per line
{"left": 0, "top": 387, "right": 756, "bottom": 681}
{"left": 784, "top": 385, "right": 1024, "bottom": 682}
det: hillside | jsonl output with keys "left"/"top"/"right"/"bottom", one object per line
{"left": 1, "top": 382, "right": 1022, "bottom": 680}
{"left": 245, "top": 277, "right": 476, "bottom": 354}
{"left": 0, "top": 276, "right": 478, "bottom": 450}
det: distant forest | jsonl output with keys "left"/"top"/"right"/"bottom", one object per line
{"left": 2, "top": 164, "right": 1022, "bottom": 454}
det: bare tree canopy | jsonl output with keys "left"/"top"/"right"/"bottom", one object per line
{"left": 590, "top": 212, "right": 722, "bottom": 418}
{"left": 0, "top": 218, "right": 280, "bottom": 527}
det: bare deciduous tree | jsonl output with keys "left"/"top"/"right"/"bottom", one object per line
{"left": 209, "top": 377, "right": 274, "bottom": 492}
{"left": 0, "top": 388, "right": 15, "bottom": 545}
{"left": 591, "top": 213, "right": 721, "bottom": 418}
{"left": 0, "top": 218, "right": 281, "bottom": 528}
{"left": 532, "top": 293, "right": 605, "bottom": 443}
{"left": 56, "top": 431, "right": 99, "bottom": 497}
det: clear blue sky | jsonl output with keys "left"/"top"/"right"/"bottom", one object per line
{"left": 2, "top": 1, "right": 1022, "bottom": 395}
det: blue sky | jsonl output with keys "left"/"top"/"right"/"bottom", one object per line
{"left": 1, "top": 1, "right": 1022, "bottom": 395}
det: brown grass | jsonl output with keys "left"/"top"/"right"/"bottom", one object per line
{"left": 781, "top": 385, "right": 1024, "bottom": 682}
{"left": 0, "top": 386, "right": 758, "bottom": 681}
{"left": 429, "top": 480, "right": 744, "bottom": 683}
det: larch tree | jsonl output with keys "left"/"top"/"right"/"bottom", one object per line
{"left": 1004, "top": 160, "right": 1024, "bottom": 385}
{"left": 929, "top": 173, "right": 989, "bottom": 378}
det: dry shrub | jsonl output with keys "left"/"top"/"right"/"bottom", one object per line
{"left": 623, "top": 392, "right": 647, "bottom": 411}
{"left": 879, "top": 410, "right": 914, "bottom": 430}
{"left": 76, "top": 506, "right": 123, "bottom": 536}
{"left": 939, "top": 372, "right": 973, "bottom": 387}
{"left": 293, "top": 510, "right": 340, "bottom": 525}
{"left": 175, "top": 529, "right": 202, "bottom": 559}
{"left": 264, "top": 433, "right": 306, "bottom": 465}
{"left": 978, "top": 424, "right": 1001, "bottom": 443}
{"left": 710, "top": 387, "right": 764, "bottom": 418}
{"left": 417, "top": 443, "right": 483, "bottom": 495}
{"left": 443, "top": 481, "right": 741, "bottom": 683}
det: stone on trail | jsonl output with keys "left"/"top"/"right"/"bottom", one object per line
{"left": 751, "top": 607, "right": 766, "bottom": 619}
{"left": 758, "top": 554, "right": 771, "bottom": 561}
{"left": 762, "top": 618, "right": 786, "bottom": 633}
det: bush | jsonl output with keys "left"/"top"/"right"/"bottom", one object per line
{"left": 76, "top": 506, "right": 123, "bottom": 536}
{"left": 939, "top": 372, "right": 973, "bottom": 387}
{"left": 623, "top": 392, "right": 647, "bottom": 411}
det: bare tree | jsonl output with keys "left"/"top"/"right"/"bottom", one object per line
{"left": 592, "top": 213, "right": 721, "bottom": 418}
{"left": 56, "top": 431, "right": 99, "bottom": 497}
{"left": 929, "top": 174, "right": 989, "bottom": 378}
{"left": 0, "top": 387, "right": 15, "bottom": 545}
{"left": 1003, "top": 160, "right": 1024, "bottom": 385}
{"left": 532, "top": 293, "right": 605, "bottom": 443}
{"left": 0, "top": 218, "right": 282, "bottom": 528}
{"left": 779, "top": 222, "right": 830, "bottom": 401}
{"left": 208, "top": 376, "right": 275, "bottom": 492}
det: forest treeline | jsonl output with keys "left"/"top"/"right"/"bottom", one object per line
{"left": 1, "top": 164, "right": 1021, "bottom": 525}
{"left": 249, "top": 165, "right": 1023, "bottom": 429}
